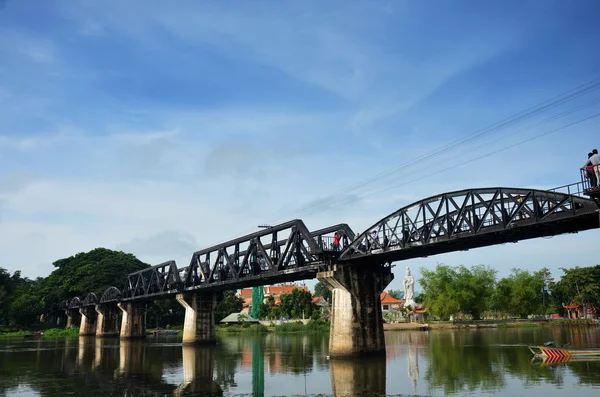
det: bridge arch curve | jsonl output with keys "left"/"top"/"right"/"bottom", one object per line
{"left": 82, "top": 293, "right": 99, "bottom": 306}
{"left": 100, "top": 287, "right": 122, "bottom": 303}
{"left": 339, "top": 187, "right": 599, "bottom": 263}
{"left": 58, "top": 300, "right": 69, "bottom": 311}
{"left": 68, "top": 297, "right": 82, "bottom": 309}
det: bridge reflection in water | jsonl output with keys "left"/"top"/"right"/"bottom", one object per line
{"left": 3, "top": 329, "right": 600, "bottom": 396}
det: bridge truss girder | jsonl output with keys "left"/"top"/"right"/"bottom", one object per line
{"left": 120, "top": 221, "right": 353, "bottom": 300}
{"left": 339, "top": 187, "right": 600, "bottom": 264}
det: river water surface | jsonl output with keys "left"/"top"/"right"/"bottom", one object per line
{"left": 1, "top": 327, "right": 599, "bottom": 396}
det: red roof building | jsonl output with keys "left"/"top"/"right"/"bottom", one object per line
{"left": 380, "top": 292, "right": 405, "bottom": 311}
{"left": 239, "top": 284, "right": 309, "bottom": 299}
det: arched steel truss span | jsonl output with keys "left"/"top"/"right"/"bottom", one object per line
{"left": 100, "top": 287, "right": 122, "bottom": 303}
{"left": 339, "top": 187, "right": 600, "bottom": 264}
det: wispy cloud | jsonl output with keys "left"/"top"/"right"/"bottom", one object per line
{"left": 1, "top": 0, "right": 599, "bottom": 287}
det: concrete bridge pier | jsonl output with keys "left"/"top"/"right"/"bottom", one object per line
{"left": 79, "top": 306, "right": 98, "bottom": 336}
{"left": 317, "top": 264, "right": 393, "bottom": 357}
{"left": 56, "top": 311, "right": 67, "bottom": 327}
{"left": 66, "top": 309, "right": 82, "bottom": 328}
{"left": 176, "top": 292, "right": 219, "bottom": 345}
{"left": 95, "top": 303, "right": 120, "bottom": 337}
{"left": 118, "top": 302, "right": 147, "bottom": 339}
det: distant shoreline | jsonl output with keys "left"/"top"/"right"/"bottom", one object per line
{"left": 384, "top": 318, "right": 599, "bottom": 331}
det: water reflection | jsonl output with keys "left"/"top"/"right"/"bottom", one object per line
{"left": 1, "top": 328, "right": 600, "bottom": 396}
{"left": 329, "top": 356, "right": 386, "bottom": 396}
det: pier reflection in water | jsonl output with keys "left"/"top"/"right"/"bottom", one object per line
{"left": 1, "top": 328, "right": 600, "bottom": 396}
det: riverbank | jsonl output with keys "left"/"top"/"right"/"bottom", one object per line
{"left": 384, "top": 318, "right": 599, "bottom": 331}
{"left": 217, "top": 320, "right": 330, "bottom": 334}
{"left": 0, "top": 327, "right": 80, "bottom": 338}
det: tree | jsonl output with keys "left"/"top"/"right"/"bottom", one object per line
{"left": 552, "top": 265, "right": 600, "bottom": 315}
{"left": 279, "top": 288, "right": 314, "bottom": 319}
{"left": 387, "top": 289, "right": 404, "bottom": 300}
{"left": 419, "top": 263, "right": 496, "bottom": 320}
{"left": 492, "top": 269, "right": 547, "bottom": 318}
{"left": 314, "top": 282, "right": 331, "bottom": 302}
{"left": 37, "top": 248, "right": 150, "bottom": 308}
{"left": 215, "top": 291, "right": 244, "bottom": 322}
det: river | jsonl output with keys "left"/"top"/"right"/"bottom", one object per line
{"left": 0, "top": 327, "right": 599, "bottom": 396}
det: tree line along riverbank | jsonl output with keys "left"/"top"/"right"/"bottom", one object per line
{"left": 2, "top": 318, "right": 597, "bottom": 339}
{"left": 1, "top": 248, "right": 599, "bottom": 329}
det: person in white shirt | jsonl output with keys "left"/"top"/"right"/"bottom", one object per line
{"left": 581, "top": 149, "right": 600, "bottom": 189}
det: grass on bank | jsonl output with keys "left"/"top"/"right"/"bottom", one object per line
{"left": 217, "top": 320, "right": 330, "bottom": 334}
{"left": 0, "top": 326, "right": 81, "bottom": 338}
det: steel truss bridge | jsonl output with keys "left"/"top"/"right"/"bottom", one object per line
{"left": 53, "top": 186, "right": 600, "bottom": 310}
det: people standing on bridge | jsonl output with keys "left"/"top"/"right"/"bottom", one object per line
{"left": 333, "top": 232, "right": 340, "bottom": 251}
{"left": 583, "top": 152, "right": 598, "bottom": 189}
{"left": 581, "top": 149, "right": 600, "bottom": 190}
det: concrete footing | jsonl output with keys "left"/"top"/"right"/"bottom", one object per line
{"left": 79, "top": 306, "right": 98, "bottom": 336}
{"left": 66, "top": 309, "right": 82, "bottom": 329}
{"left": 95, "top": 303, "right": 120, "bottom": 337}
{"left": 317, "top": 264, "right": 393, "bottom": 357}
{"left": 118, "top": 302, "right": 147, "bottom": 339}
{"left": 176, "top": 293, "right": 218, "bottom": 345}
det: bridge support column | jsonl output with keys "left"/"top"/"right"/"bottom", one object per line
{"left": 176, "top": 293, "right": 219, "bottom": 345}
{"left": 79, "top": 306, "right": 97, "bottom": 336}
{"left": 317, "top": 264, "right": 393, "bottom": 357}
{"left": 66, "top": 309, "right": 81, "bottom": 329}
{"left": 56, "top": 311, "right": 67, "bottom": 327}
{"left": 118, "top": 302, "right": 147, "bottom": 339}
{"left": 95, "top": 303, "right": 120, "bottom": 337}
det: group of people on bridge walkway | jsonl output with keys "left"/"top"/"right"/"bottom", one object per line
{"left": 582, "top": 149, "right": 600, "bottom": 190}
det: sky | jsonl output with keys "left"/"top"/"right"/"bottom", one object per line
{"left": 1, "top": 0, "right": 600, "bottom": 293}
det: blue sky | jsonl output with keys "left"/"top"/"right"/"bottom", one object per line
{"left": 1, "top": 0, "right": 600, "bottom": 292}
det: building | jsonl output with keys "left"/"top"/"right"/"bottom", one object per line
{"left": 239, "top": 283, "right": 310, "bottom": 314}
{"left": 563, "top": 302, "right": 598, "bottom": 319}
{"left": 380, "top": 292, "right": 405, "bottom": 311}
{"left": 239, "top": 283, "right": 309, "bottom": 299}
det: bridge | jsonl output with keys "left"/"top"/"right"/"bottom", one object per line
{"left": 44, "top": 185, "right": 600, "bottom": 357}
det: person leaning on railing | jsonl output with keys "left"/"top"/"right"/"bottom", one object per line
{"left": 581, "top": 149, "right": 600, "bottom": 190}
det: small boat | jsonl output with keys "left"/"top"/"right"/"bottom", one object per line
{"left": 528, "top": 345, "right": 600, "bottom": 359}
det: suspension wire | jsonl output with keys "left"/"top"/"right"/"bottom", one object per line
{"left": 297, "top": 95, "right": 600, "bottom": 213}
{"left": 293, "top": 78, "right": 600, "bottom": 214}
{"left": 300, "top": 111, "right": 600, "bottom": 217}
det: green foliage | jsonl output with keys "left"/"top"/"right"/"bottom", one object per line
{"left": 314, "top": 282, "right": 331, "bottom": 302}
{"left": 387, "top": 289, "right": 404, "bottom": 300}
{"left": 420, "top": 263, "right": 497, "bottom": 320}
{"left": 38, "top": 248, "right": 149, "bottom": 307}
{"left": 259, "top": 288, "right": 315, "bottom": 320}
{"left": 279, "top": 288, "right": 314, "bottom": 319}
{"left": 310, "top": 310, "right": 321, "bottom": 321}
{"left": 146, "top": 299, "right": 185, "bottom": 328}
{"left": 552, "top": 265, "right": 600, "bottom": 310}
{"left": 217, "top": 323, "right": 269, "bottom": 333}
{"left": 42, "top": 327, "right": 80, "bottom": 337}
{"left": 215, "top": 291, "right": 244, "bottom": 322}
{"left": 491, "top": 268, "right": 550, "bottom": 318}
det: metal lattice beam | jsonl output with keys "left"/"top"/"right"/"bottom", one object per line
{"left": 100, "top": 286, "right": 122, "bottom": 303}
{"left": 339, "top": 187, "right": 599, "bottom": 263}
{"left": 123, "top": 260, "right": 182, "bottom": 300}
